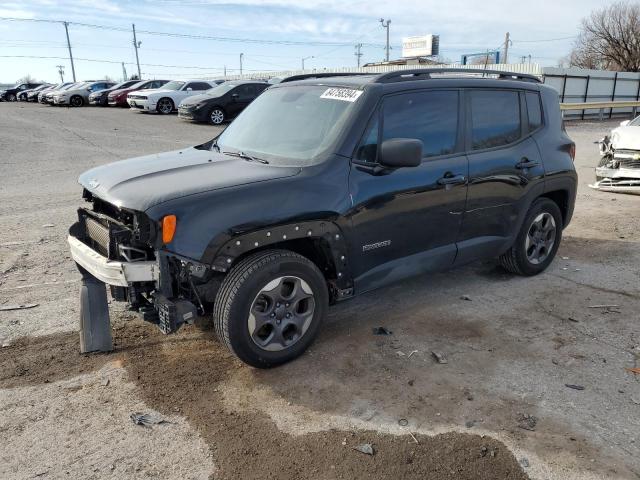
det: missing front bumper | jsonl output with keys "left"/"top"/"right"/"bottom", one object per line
{"left": 68, "top": 235, "right": 159, "bottom": 286}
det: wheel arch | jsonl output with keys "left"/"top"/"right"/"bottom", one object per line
{"left": 203, "top": 220, "right": 354, "bottom": 302}
{"left": 539, "top": 189, "right": 569, "bottom": 226}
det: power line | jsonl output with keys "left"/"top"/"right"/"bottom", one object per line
{"left": 512, "top": 35, "right": 577, "bottom": 43}
{"left": 0, "top": 16, "right": 387, "bottom": 48}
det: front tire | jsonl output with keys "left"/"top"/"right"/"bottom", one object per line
{"left": 499, "top": 197, "right": 563, "bottom": 276}
{"left": 7, "top": 93, "right": 16, "bottom": 102}
{"left": 70, "top": 95, "right": 84, "bottom": 107}
{"left": 209, "top": 107, "right": 225, "bottom": 125}
{"left": 213, "top": 250, "right": 328, "bottom": 368}
{"left": 156, "top": 97, "right": 174, "bottom": 114}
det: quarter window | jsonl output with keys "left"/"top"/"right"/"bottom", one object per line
{"left": 525, "top": 91, "right": 542, "bottom": 132}
{"left": 382, "top": 90, "right": 459, "bottom": 158}
{"left": 356, "top": 113, "right": 379, "bottom": 162}
{"left": 470, "top": 90, "right": 521, "bottom": 150}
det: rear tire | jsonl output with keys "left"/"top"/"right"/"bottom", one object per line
{"left": 499, "top": 197, "right": 563, "bottom": 276}
{"left": 213, "top": 249, "right": 328, "bottom": 368}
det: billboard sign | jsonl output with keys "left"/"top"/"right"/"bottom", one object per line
{"left": 402, "top": 35, "right": 440, "bottom": 57}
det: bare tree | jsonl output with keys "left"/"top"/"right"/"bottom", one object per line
{"left": 569, "top": 2, "right": 640, "bottom": 71}
{"left": 469, "top": 54, "right": 496, "bottom": 65}
{"left": 16, "top": 74, "right": 36, "bottom": 84}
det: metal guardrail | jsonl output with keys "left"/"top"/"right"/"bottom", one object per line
{"left": 560, "top": 100, "right": 640, "bottom": 120}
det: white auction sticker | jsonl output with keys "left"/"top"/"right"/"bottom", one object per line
{"left": 320, "top": 87, "right": 363, "bottom": 102}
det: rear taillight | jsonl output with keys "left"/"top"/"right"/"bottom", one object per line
{"left": 569, "top": 144, "right": 576, "bottom": 162}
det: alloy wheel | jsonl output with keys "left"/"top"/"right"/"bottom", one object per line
{"left": 248, "top": 276, "right": 316, "bottom": 352}
{"left": 210, "top": 108, "right": 224, "bottom": 124}
{"left": 71, "top": 96, "right": 83, "bottom": 107}
{"left": 525, "top": 212, "right": 556, "bottom": 265}
{"left": 157, "top": 99, "right": 173, "bottom": 114}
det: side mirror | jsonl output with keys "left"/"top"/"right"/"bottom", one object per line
{"left": 186, "top": 87, "right": 193, "bottom": 92}
{"left": 231, "top": 93, "right": 239, "bottom": 99}
{"left": 620, "top": 120, "right": 630, "bottom": 127}
{"left": 379, "top": 138, "right": 423, "bottom": 168}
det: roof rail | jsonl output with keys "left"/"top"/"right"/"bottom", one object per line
{"left": 374, "top": 68, "right": 541, "bottom": 84}
{"left": 279, "top": 72, "right": 371, "bottom": 83}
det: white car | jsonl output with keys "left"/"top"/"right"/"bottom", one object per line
{"left": 592, "top": 115, "right": 640, "bottom": 194}
{"left": 53, "top": 80, "right": 116, "bottom": 107}
{"left": 126, "top": 80, "right": 215, "bottom": 114}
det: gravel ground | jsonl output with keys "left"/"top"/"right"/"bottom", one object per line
{"left": 0, "top": 103, "right": 639, "bottom": 479}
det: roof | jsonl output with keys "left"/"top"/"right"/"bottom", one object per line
{"left": 277, "top": 69, "right": 541, "bottom": 89}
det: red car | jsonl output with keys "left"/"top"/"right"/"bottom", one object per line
{"left": 107, "top": 79, "right": 169, "bottom": 107}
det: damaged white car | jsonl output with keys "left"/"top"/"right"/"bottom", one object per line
{"left": 592, "top": 116, "right": 640, "bottom": 194}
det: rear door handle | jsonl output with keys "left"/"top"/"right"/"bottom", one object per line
{"left": 515, "top": 157, "right": 541, "bottom": 169}
{"left": 437, "top": 173, "right": 467, "bottom": 186}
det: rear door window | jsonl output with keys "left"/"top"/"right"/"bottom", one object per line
{"left": 469, "top": 90, "right": 521, "bottom": 150}
{"left": 190, "top": 82, "right": 211, "bottom": 91}
{"left": 382, "top": 90, "right": 459, "bottom": 158}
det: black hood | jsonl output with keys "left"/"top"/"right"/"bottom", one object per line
{"left": 180, "top": 92, "right": 220, "bottom": 106}
{"left": 78, "top": 147, "right": 301, "bottom": 211}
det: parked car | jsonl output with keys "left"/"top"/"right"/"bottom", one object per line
{"left": 592, "top": 115, "right": 640, "bottom": 194}
{"left": 53, "top": 80, "right": 116, "bottom": 107}
{"left": 127, "top": 80, "right": 215, "bottom": 114}
{"left": 26, "top": 84, "right": 53, "bottom": 102}
{"left": 0, "top": 82, "right": 43, "bottom": 101}
{"left": 108, "top": 80, "right": 169, "bottom": 107}
{"left": 40, "top": 82, "right": 74, "bottom": 104}
{"left": 18, "top": 84, "right": 51, "bottom": 101}
{"left": 178, "top": 80, "right": 269, "bottom": 124}
{"left": 89, "top": 80, "right": 140, "bottom": 106}
{"left": 68, "top": 69, "right": 576, "bottom": 368}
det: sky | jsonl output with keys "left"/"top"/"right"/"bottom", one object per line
{"left": 0, "top": 0, "right": 625, "bottom": 84}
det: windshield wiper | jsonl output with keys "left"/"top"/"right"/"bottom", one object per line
{"left": 222, "top": 150, "right": 269, "bottom": 164}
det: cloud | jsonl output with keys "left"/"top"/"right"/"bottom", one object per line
{"left": 0, "top": 8, "right": 35, "bottom": 19}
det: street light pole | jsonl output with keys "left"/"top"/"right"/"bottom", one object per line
{"left": 240, "top": 53, "right": 244, "bottom": 76}
{"left": 379, "top": 18, "right": 391, "bottom": 62}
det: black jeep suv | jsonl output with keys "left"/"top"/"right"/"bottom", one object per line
{"left": 68, "top": 69, "right": 577, "bottom": 368}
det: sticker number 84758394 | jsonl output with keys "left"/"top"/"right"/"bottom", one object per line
{"left": 320, "top": 87, "right": 363, "bottom": 102}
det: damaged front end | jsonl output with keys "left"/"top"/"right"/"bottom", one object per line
{"left": 590, "top": 135, "right": 640, "bottom": 194}
{"left": 68, "top": 190, "right": 219, "bottom": 349}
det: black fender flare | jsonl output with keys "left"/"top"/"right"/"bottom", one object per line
{"left": 201, "top": 220, "right": 354, "bottom": 297}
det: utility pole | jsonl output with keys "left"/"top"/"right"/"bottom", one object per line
{"left": 239, "top": 53, "right": 244, "bottom": 76}
{"left": 503, "top": 31, "right": 511, "bottom": 64}
{"left": 121, "top": 62, "right": 127, "bottom": 81}
{"left": 355, "top": 43, "right": 363, "bottom": 67}
{"left": 224, "top": 65, "right": 226, "bottom": 77}
{"left": 301, "top": 55, "right": 314, "bottom": 70}
{"left": 379, "top": 19, "right": 391, "bottom": 62}
{"left": 63, "top": 22, "right": 76, "bottom": 82}
{"left": 132, "top": 24, "right": 142, "bottom": 80}
{"left": 56, "top": 65, "right": 65, "bottom": 83}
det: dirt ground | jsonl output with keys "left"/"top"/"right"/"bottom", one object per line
{"left": 0, "top": 103, "right": 639, "bottom": 480}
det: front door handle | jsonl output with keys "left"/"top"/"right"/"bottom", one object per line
{"left": 515, "top": 157, "right": 541, "bottom": 169}
{"left": 437, "top": 173, "right": 466, "bottom": 186}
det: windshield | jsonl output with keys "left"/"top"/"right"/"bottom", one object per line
{"left": 162, "top": 81, "right": 185, "bottom": 91}
{"left": 629, "top": 115, "right": 640, "bottom": 126}
{"left": 206, "top": 83, "right": 236, "bottom": 95}
{"left": 215, "top": 85, "right": 360, "bottom": 165}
